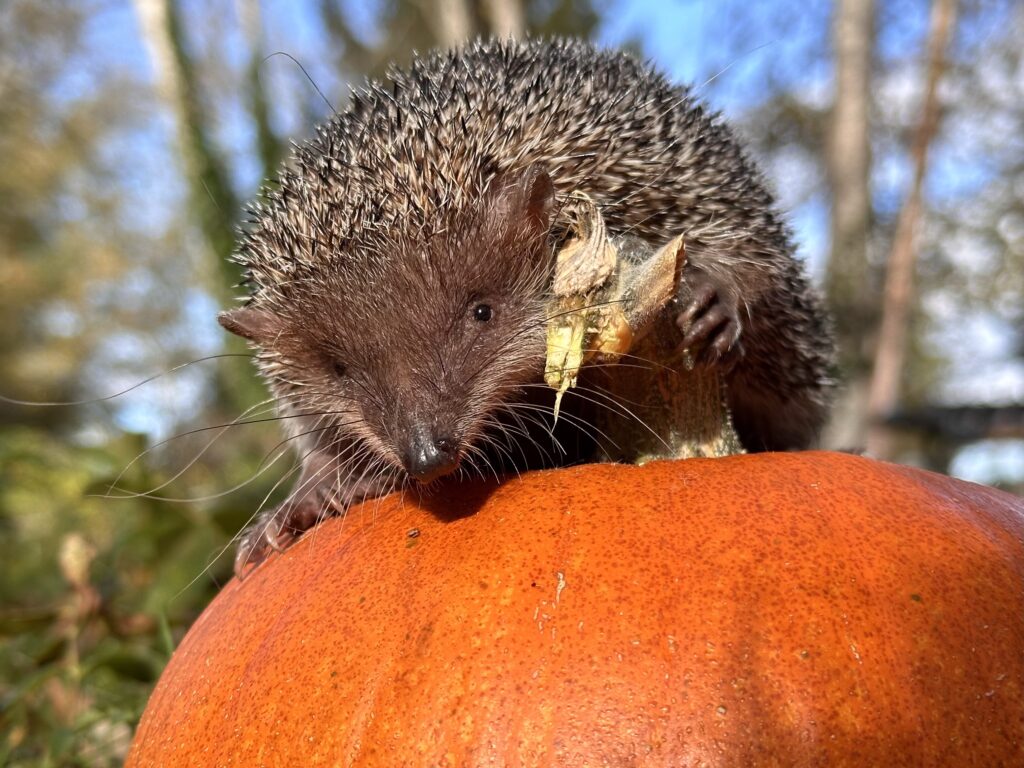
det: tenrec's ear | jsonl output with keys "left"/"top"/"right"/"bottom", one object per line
{"left": 483, "top": 164, "right": 555, "bottom": 236}
{"left": 218, "top": 306, "right": 283, "bottom": 345}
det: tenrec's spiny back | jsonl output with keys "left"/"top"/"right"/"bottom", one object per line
{"left": 239, "top": 38, "right": 781, "bottom": 296}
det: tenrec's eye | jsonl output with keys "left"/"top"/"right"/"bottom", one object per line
{"left": 473, "top": 303, "right": 493, "bottom": 322}
{"left": 332, "top": 361, "right": 347, "bottom": 378}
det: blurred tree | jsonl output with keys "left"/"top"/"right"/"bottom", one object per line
{"left": 0, "top": 0, "right": 131, "bottom": 430}
{"left": 881, "top": 0, "right": 1024, "bottom": 470}
{"left": 824, "top": 0, "right": 875, "bottom": 449}
{"left": 867, "top": 0, "right": 959, "bottom": 456}
{"left": 483, "top": 0, "right": 526, "bottom": 37}
{"left": 133, "top": 0, "right": 270, "bottom": 413}
{"left": 318, "top": 0, "right": 598, "bottom": 79}
{"left": 705, "top": 0, "right": 1021, "bottom": 467}
{"left": 133, "top": 0, "right": 240, "bottom": 289}
{"left": 237, "top": 0, "right": 285, "bottom": 183}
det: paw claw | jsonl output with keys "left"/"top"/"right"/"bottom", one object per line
{"left": 675, "top": 269, "right": 744, "bottom": 370}
{"left": 233, "top": 520, "right": 286, "bottom": 578}
{"left": 680, "top": 305, "right": 730, "bottom": 349}
{"left": 265, "top": 530, "right": 289, "bottom": 553}
{"left": 676, "top": 283, "right": 717, "bottom": 327}
{"left": 232, "top": 486, "right": 345, "bottom": 578}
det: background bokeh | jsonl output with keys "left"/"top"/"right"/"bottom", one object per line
{"left": 1, "top": 0, "right": 1021, "bottom": 763}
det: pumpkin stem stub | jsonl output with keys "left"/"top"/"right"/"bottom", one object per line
{"left": 545, "top": 194, "right": 743, "bottom": 460}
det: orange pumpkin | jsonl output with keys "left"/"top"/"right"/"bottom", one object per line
{"left": 128, "top": 452, "right": 1023, "bottom": 766}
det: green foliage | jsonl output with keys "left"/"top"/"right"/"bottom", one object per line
{"left": 0, "top": 414, "right": 291, "bottom": 765}
{"left": 0, "top": 426, "right": 244, "bottom": 766}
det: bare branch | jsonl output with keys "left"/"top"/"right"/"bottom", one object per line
{"left": 866, "top": 0, "right": 959, "bottom": 457}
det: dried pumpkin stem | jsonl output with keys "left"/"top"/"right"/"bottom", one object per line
{"left": 597, "top": 320, "right": 744, "bottom": 462}
{"left": 546, "top": 194, "right": 743, "bottom": 461}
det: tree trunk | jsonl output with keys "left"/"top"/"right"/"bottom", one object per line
{"left": 133, "top": 0, "right": 264, "bottom": 412}
{"left": 481, "top": 0, "right": 525, "bottom": 38}
{"left": 133, "top": 0, "right": 240, "bottom": 291}
{"left": 237, "top": 0, "right": 283, "bottom": 180}
{"left": 866, "top": 0, "right": 958, "bottom": 458}
{"left": 822, "top": 0, "right": 874, "bottom": 450}
{"left": 429, "top": 0, "right": 474, "bottom": 47}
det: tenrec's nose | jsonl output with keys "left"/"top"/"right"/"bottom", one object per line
{"left": 404, "top": 425, "right": 459, "bottom": 483}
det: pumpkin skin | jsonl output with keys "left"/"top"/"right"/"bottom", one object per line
{"left": 128, "top": 452, "right": 1023, "bottom": 766}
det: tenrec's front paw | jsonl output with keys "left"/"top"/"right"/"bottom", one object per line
{"left": 233, "top": 490, "right": 339, "bottom": 577}
{"left": 233, "top": 507, "right": 298, "bottom": 577}
{"left": 675, "top": 272, "right": 744, "bottom": 369}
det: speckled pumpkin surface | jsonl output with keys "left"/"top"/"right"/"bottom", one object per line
{"left": 128, "top": 452, "right": 1024, "bottom": 767}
